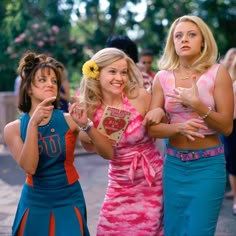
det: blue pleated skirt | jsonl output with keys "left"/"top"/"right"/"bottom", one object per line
{"left": 12, "top": 181, "right": 90, "bottom": 236}
{"left": 163, "top": 145, "right": 226, "bottom": 236}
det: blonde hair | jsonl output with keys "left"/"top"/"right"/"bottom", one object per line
{"left": 158, "top": 15, "right": 218, "bottom": 73}
{"left": 229, "top": 56, "right": 236, "bottom": 84}
{"left": 79, "top": 47, "right": 143, "bottom": 114}
{"left": 223, "top": 48, "right": 236, "bottom": 71}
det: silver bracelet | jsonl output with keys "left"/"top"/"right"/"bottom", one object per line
{"left": 79, "top": 118, "right": 94, "bottom": 132}
{"left": 199, "top": 107, "right": 212, "bottom": 120}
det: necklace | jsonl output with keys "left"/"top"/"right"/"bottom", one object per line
{"left": 179, "top": 73, "right": 192, "bottom": 80}
{"left": 177, "top": 66, "right": 194, "bottom": 80}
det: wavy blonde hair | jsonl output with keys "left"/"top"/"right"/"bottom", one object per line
{"left": 223, "top": 48, "right": 236, "bottom": 71}
{"left": 158, "top": 15, "right": 218, "bottom": 73}
{"left": 79, "top": 47, "right": 143, "bottom": 115}
{"left": 229, "top": 56, "right": 236, "bottom": 84}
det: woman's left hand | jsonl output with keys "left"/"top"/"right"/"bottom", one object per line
{"left": 166, "top": 77, "right": 200, "bottom": 107}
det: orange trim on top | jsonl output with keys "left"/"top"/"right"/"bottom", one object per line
{"left": 64, "top": 130, "right": 79, "bottom": 184}
{"left": 26, "top": 174, "right": 33, "bottom": 186}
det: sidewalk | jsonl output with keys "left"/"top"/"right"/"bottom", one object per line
{"left": 1, "top": 145, "right": 236, "bottom": 235}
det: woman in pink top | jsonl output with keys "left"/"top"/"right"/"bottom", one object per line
{"left": 145, "top": 15, "right": 234, "bottom": 236}
{"left": 222, "top": 55, "right": 236, "bottom": 214}
{"left": 77, "top": 48, "right": 164, "bottom": 235}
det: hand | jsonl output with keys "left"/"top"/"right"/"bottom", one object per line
{"left": 143, "top": 108, "right": 166, "bottom": 126}
{"left": 178, "top": 118, "right": 208, "bottom": 141}
{"left": 166, "top": 77, "right": 200, "bottom": 107}
{"left": 30, "top": 97, "right": 55, "bottom": 125}
{"left": 69, "top": 96, "right": 88, "bottom": 127}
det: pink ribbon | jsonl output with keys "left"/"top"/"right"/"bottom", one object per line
{"left": 128, "top": 151, "right": 156, "bottom": 187}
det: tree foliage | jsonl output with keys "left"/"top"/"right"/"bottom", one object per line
{"left": 73, "top": 0, "right": 236, "bottom": 58}
{"left": 0, "top": 0, "right": 84, "bottom": 91}
{"left": 0, "top": 0, "right": 236, "bottom": 91}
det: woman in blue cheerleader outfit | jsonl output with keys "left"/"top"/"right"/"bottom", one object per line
{"left": 4, "top": 52, "right": 113, "bottom": 236}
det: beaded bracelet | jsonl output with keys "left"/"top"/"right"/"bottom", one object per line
{"left": 199, "top": 107, "right": 212, "bottom": 120}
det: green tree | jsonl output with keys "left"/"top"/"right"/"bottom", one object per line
{"left": 0, "top": 0, "right": 84, "bottom": 91}
{"left": 1, "top": 0, "right": 236, "bottom": 91}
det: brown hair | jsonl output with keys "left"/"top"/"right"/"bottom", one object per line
{"left": 17, "top": 51, "right": 64, "bottom": 113}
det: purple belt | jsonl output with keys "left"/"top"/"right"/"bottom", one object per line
{"left": 166, "top": 145, "right": 224, "bottom": 162}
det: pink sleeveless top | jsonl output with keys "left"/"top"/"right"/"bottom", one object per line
{"left": 157, "top": 64, "right": 220, "bottom": 135}
{"left": 93, "top": 94, "right": 162, "bottom": 187}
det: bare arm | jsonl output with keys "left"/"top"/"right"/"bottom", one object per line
{"left": 167, "top": 65, "right": 233, "bottom": 136}
{"left": 69, "top": 100, "right": 113, "bottom": 160}
{"left": 196, "top": 65, "right": 233, "bottom": 136}
{"left": 81, "top": 126, "right": 113, "bottom": 160}
{"left": 4, "top": 97, "right": 56, "bottom": 175}
{"left": 146, "top": 75, "right": 206, "bottom": 140}
{"left": 4, "top": 120, "right": 38, "bottom": 174}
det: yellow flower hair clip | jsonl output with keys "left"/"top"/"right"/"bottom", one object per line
{"left": 82, "top": 60, "right": 99, "bottom": 80}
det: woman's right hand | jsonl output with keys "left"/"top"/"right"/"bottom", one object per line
{"left": 143, "top": 107, "right": 166, "bottom": 126}
{"left": 30, "top": 97, "right": 55, "bottom": 125}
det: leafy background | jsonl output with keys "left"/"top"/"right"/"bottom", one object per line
{"left": 0, "top": 0, "right": 235, "bottom": 92}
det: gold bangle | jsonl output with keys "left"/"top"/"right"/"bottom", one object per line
{"left": 199, "top": 107, "right": 212, "bottom": 120}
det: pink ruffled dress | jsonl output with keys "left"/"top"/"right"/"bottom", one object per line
{"left": 94, "top": 95, "right": 164, "bottom": 236}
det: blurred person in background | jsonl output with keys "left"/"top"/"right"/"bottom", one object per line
{"left": 139, "top": 49, "right": 157, "bottom": 79}
{"left": 222, "top": 48, "right": 236, "bottom": 71}
{"left": 14, "top": 75, "right": 21, "bottom": 110}
{"left": 221, "top": 47, "right": 236, "bottom": 200}
{"left": 59, "top": 69, "right": 70, "bottom": 112}
{"left": 222, "top": 54, "right": 236, "bottom": 214}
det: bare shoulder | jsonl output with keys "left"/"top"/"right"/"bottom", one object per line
{"left": 4, "top": 119, "right": 21, "bottom": 142}
{"left": 216, "top": 64, "right": 230, "bottom": 77}
{"left": 215, "top": 64, "right": 231, "bottom": 84}
{"left": 4, "top": 119, "right": 20, "bottom": 133}
{"left": 129, "top": 88, "right": 151, "bottom": 115}
{"left": 138, "top": 87, "right": 151, "bottom": 99}
{"left": 153, "top": 73, "right": 160, "bottom": 84}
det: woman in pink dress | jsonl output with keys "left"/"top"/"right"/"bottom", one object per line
{"left": 77, "top": 47, "right": 164, "bottom": 235}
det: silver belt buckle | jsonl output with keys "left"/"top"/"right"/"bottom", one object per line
{"left": 179, "top": 151, "right": 188, "bottom": 161}
{"left": 191, "top": 152, "right": 197, "bottom": 160}
{"left": 179, "top": 151, "right": 197, "bottom": 161}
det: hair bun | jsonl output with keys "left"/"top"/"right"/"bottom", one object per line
{"left": 24, "top": 52, "right": 40, "bottom": 71}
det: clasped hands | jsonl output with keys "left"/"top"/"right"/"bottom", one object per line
{"left": 69, "top": 96, "right": 88, "bottom": 127}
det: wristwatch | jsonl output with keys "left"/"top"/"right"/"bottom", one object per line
{"left": 79, "top": 118, "right": 94, "bottom": 132}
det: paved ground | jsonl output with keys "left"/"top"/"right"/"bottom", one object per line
{"left": 0, "top": 144, "right": 236, "bottom": 236}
